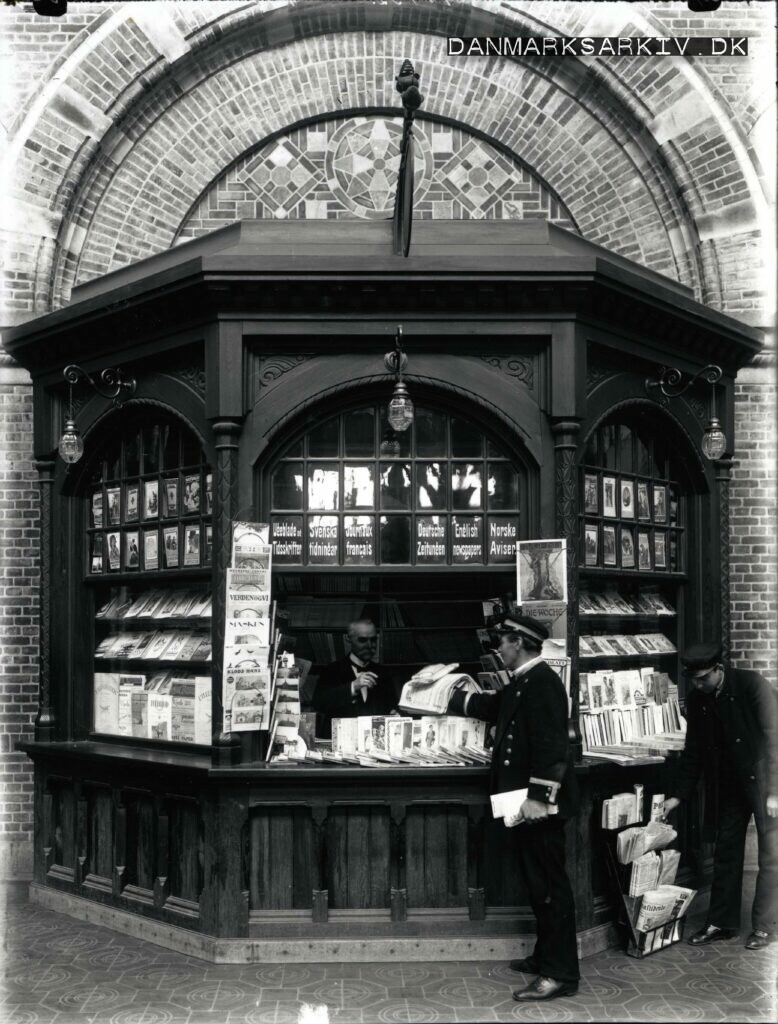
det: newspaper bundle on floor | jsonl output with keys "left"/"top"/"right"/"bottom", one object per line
{"left": 616, "top": 819, "right": 677, "bottom": 864}
{"left": 398, "top": 663, "right": 481, "bottom": 715}
{"left": 223, "top": 522, "right": 273, "bottom": 733}
{"left": 635, "top": 884, "right": 696, "bottom": 932}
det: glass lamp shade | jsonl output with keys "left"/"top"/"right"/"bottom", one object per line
{"left": 701, "top": 419, "right": 726, "bottom": 461}
{"left": 387, "top": 381, "right": 414, "bottom": 432}
{"left": 58, "top": 418, "right": 85, "bottom": 464}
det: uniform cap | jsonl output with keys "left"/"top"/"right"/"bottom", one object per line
{"left": 681, "top": 642, "right": 723, "bottom": 677}
{"left": 496, "top": 614, "right": 549, "bottom": 645}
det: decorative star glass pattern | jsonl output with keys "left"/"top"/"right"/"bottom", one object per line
{"left": 325, "top": 118, "right": 432, "bottom": 218}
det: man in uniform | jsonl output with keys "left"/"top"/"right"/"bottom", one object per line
{"left": 311, "top": 619, "right": 396, "bottom": 738}
{"left": 449, "top": 615, "right": 579, "bottom": 1001}
{"left": 663, "top": 642, "right": 778, "bottom": 949}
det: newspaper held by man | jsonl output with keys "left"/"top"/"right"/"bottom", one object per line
{"left": 398, "top": 663, "right": 481, "bottom": 715}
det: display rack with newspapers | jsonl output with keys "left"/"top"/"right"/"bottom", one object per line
{"left": 222, "top": 522, "right": 274, "bottom": 733}
{"left": 92, "top": 584, "right": 212, "bottom": 745}
{"left": 578, "top": 667, "right": 686, "bottom": 764}
{"left": 601, "top": 789, "right": 696, "bottom": 958}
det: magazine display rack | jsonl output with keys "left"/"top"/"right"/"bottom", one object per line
{"left": 87, "top": 416, "right": 214, "bottom": 746}
{"left": 602, "top": 801, "right": 695, "bottom": 958}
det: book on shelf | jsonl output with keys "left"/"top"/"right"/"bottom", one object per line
{"left": 131, "top": 690, "right": 148, "bottom": 737}
{"left": 93, "top": 673, "right": 120, "bottom": 733}
{"left": 398, "top": 664, "right": 480, "bottom": 715}
{"left": 142, "top": 631, "right": 175, "bottom": 660}
{"left": 330, "top": 713, "right": 489, "bottom": 765}
{"left": 148, "top": 693, "right": 171, "bottom": 740}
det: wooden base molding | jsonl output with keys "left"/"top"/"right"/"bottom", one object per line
{"left": 30, "top": 882, "right": 620, "bottom": 964}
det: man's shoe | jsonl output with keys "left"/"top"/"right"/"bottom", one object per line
{"left": 513, "top": 976, "right": 579, "bottom": 1002}
{"left": 509, "top": 957, "right": 540, "bottom": 974}
{"left": 745, "top": 930, "right": 773, "bottom": 950}
{"left": 688, "top": 925, "right": 738, "bottom": 945}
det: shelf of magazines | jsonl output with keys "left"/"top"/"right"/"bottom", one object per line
{"left": 267, "top": 662, "right": 492, "bottom": 767}
{"left": 92, "top": 585, "right": 212, "bottom": 745}
{"left": 578, "top": 668, "right": 686, "bottom": 766}
{"left": 601, "top": 789, "right": 697, "bottom": 958}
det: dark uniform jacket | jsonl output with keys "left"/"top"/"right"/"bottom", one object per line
{"left": 673, "top": 667, "right": 778, "bottom": 836}
{"left": 311, "top": 657, "right": 396, "bottom": 738}
{"left": 450, "top": 659, "right": 578, "bottom": 819}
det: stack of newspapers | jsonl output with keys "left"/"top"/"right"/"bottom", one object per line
{"left": 397, "top": 663, "right": 481, "bottom": 715}
{"left": 616, "top": 820, "right": 677, "bottom": 864}
{"left": 635, "top": 884, "right": 696, "bottom": 934}
{"left": 326, "top": 713, "right": 491, "bottom": 767}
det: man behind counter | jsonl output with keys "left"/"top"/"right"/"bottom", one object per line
{"left": 311, "top": 619, "right": 396, "bottom": 738}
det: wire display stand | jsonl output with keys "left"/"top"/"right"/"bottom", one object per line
{"left": 602, "top": 811, "right": 690, "bottom": 958}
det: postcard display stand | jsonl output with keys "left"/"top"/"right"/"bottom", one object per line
{"left": 601, "top": 789, "right": 697, "bottom": 958}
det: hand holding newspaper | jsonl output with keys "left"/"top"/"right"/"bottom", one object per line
{"left": 398, "top": 664, "right": 481, "bottom": 715}
{"left": 491, "top": 788, "right": 559, "bottom": 826}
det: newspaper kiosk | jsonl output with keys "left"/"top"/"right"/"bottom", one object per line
{"left": 8, "top": 219, "right": 761, "bottom": 960}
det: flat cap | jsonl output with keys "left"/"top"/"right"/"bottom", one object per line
{"left": 681, "top": 642, "right": 723, "bottom": 677}
{"left": 496, "top": 614, "right": 549, "bottom": 645}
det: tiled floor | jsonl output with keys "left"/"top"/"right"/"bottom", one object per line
{"left": 1, "top": 875, "right": 775, "bottom": 1024}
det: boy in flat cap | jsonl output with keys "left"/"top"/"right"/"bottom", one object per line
{"left": 448, "top": 614, "right": 579, "bottom": 1001}
{"left": 663, "top": 642, "right": 778, "bottom": 949}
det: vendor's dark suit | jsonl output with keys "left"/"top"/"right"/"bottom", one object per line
{"left": 672, "top": 667, "right": 778, "bottom": 935}
{"left": 311, "top": 656, "right": 396, "bottom": 738}
{"left": 450, "top": 659, "right": 579, "bottom": 982}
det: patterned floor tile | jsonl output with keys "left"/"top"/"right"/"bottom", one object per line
{"left": 3, "top": 878, "right": 776, "bottom": 1024}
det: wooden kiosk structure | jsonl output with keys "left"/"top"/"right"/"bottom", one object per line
{"left": 7, "top": 219, "right": 762, "bottom": 960}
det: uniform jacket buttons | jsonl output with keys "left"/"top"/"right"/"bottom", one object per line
{"left": 506, "top": 747, "right": 512, "bottom": 754}
{"left": 503, "top": 759, "right": 510, "bottom": 766}
{"left": 735, "top": 738, "right": 742, "bottom": 743}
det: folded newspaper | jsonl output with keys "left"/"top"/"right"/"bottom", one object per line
{"left": 398, "top": 664, "right": 481, "bottom": 715}
{"left": 635, "top": 884, "right": 696, "bottom": 932}
{"left": 617, "top": 820, "right": 677, "bottom": 864}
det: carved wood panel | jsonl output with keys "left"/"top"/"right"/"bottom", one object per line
{"left": 406, "top": 804, "right": 468, "bottom": 908}
{"left": 86, "top": 785, "right": 113, "bottom": 882}
{"left": 170, "top": 799, "right": 203, "bottom": 903}
{"left": 248, "top": 806, "right": 314, "bottom": 911}
{"left": 328, "top": 806, "right": 390, "bottom": 910}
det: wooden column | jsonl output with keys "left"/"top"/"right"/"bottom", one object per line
{"left": 199, "top": 786, "right": 249, "bottom": 938}
{"left": 206, "top": 321, "right": 245, "bottom": 767}
{"left": 210, "top": 416, "right": 243, "bottom": 765}
{"left": 33, "top": 458, "right": 56, "bottom": 741}
{"left": 551, "top": 322, "right": 586, "bottom": 763}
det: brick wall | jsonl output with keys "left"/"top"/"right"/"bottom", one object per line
{"left": 730, "top": 370, "right": 778, "bottom": 685}
{"left": 0, "top": 378, "right": 38, "bottom": 878}
{"left": 0, "top": 0, "right": 774, "bottom": 877}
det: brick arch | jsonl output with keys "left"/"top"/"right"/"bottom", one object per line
{"left": 4, "top": 0, "right": 768, "bottom": 324}
{"left": 54, "top": 35, "right": 697, "bottom": 304}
